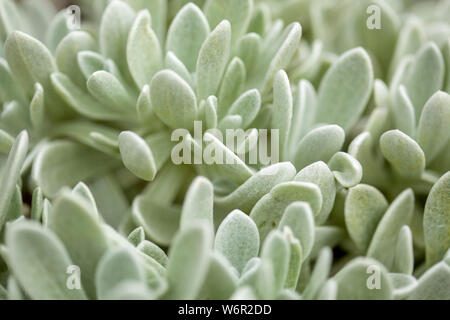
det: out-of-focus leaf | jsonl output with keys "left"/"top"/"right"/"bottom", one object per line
{"left": 315, "top": 48, "right": 373, "bottom": 132}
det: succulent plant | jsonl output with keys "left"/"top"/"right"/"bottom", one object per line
{"left": 0, "top": 0, "right": 449, "bottom": 300}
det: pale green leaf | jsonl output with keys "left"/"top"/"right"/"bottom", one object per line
{"left": 180, "top": 176, "right": 214, "bottom": 236}
{"left": 127, "top": 10, "right": 163, "bottom": 88}
{"left": 204, "top": 0, "right": 252, "bottom": 44}
{"left": 49, "top": 192, "right": 110, "bottom": 298}
{"left": 393, "top": 225, "right": 414, "bottom": 275}
{"left": 32, "top": 141, "right": 118, "bottom": 196}
{"left": 390, "top": 85, "right": 416, "bottom": 137}
{"left": 166, "top": 223, "right": 211, "bottom": 299}
{"left": 128, "top": 227, "right": 145, "bottom": 247}
{"left": 367, "top": 189, "right": 414, "bottom": 270}
{"left": 279, "top": 202, "right": 315, "bottom": 259}
{"left": 408, "top": 261, "right": 450, "bottom": 300}
{"left": 51, "top": 72, "right": 133, "bottom": 121}
{"left": 214, "top": 162, "right": 296, "bottom": 218}
{"left": 196, "top": 20, "right": 231, "bottom": 101}
{"left": 0, "top": 130, "right": 27, "bottom": 229}
{"left": 166, "top": 3, "right": 209, "bottom": 72}
{"left": 56, "top": 31, "right": 97, "bottom": 87}
{"left": 404, "top": 42, "right": 445, "bottom": 120}
{"left": 315, "top": 48, "right": 373, "bottom": 132}
{"left": 293, "top": 125, "right": 345, "bottom": 171}
{"left": 250, "top": 181, "right": 322, "bottom": 241}
{"left": 95, "top": 247, "right": 145, "bottom": 300}
{"left": 294, "top": 161, "right": 336, "bottom": 225}
{"left": 217, "top": 57, "right": 246, "bottom": 119}
{"left": 197, "top": 252, "right": 238, "bottom": 299}
{"left": 87, "top": 70, "right": 135, "bottom": 112}
{"left": 236, "top": 32, "right": 260, "bottom": 72}
{"left": 150, "top": 70, "right": 197, "bottom": 130}
{"left": 334, "top": 257, "right": 392, "bottom": 300}
{"left": 417, "top": 91, "right": 450, "bottom": 163}
{"left": 77, "top": 51, "right": 106, "bottom": 80}
{"left": 164, "top": 51, "right": 193, "bottom": 87}
{"left": 215, "top": 209, "right": 259, "bottom": 274}
{"left": 99, "top": 0, "right": 135, "bottom": 79}
{"left": 260, "top": 230, "right": 290, "bottom": 294}
{"left": 6, "top": 221, "right": 87, "bottom": 300}
{"left": 227, "top": 89, "right": 261, "bottom": 128}
{"left": 380, "top": 129, "right": 425, "bottom": 178}
{"left": 271, "top": 70, "right": 292, "bottom": 160}
{"left": 137, "top": 240, "right": 168, "bottom": 267}
{"left": 30, "top": 83, "right": 45, "bottom": 129}
{"left": 118, "top": 131, "right": 157, "bottom": 181}
{"left": 327, "top": 152, "right": 363, "bottom": 188}
{"left": 423, "top": 172, "right": 450, "bottom": 266}
{"left": 345, "top": 184, "right": 388, "bottom": 252}
{"left": 303, "top": 247, "right": 332, "bottom": 299}
{"left": 261, "top": 23, "right": 302, "bottom": 95}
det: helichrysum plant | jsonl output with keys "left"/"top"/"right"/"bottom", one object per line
{"left": 0, "top": 0, "right": 449, "bottom": 300}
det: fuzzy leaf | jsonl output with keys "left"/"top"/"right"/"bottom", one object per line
{"left": 271, "top": 70, "right": 292, "bottom": 160}
{"left": 51, "top": 72, "right": 133, "bottom": 121}
{"left": 315, "top": 48, "right": 373, "bottom": 132}
{"left": 0, "top": 131, "right": 27, "bottom": 229}
{"left": 380, "top": 130, "right": 425, "bottom": 178}
{"left": 95, "top": 247, "right": 145, "bottom": 300}
{"left": 423, "top": 172, "right": 450, "bottom": 266}
{"left": 227, "top": 89, "right": 261, "bottom": 128}
{"left": 327, "top": 152, "right": 363, "bottom": 188}
{"left": 196, "top": 20, "right": 231, "bottom": 101}
{"left": 404, "top": 42, "right": 445, "bottom": 120}
{"left": 4, "top": 31, "right": 55, "bottom": 96}
{"left": 293, "top": 125, "right": 345, "bottom": 171}
{"left": 279, "top": 202, "right": 315, "bottom": 259}
{"left": 119, "top": 131, "right": 157, "bottom": 181}
{"left": 166, "top": 3, "right": 209, "bottom": 72}
{"left": 77, "top": 51, "right": 106, "bottom": 80}
{"left": 416, "top": 91, "right": 450, "bottom": 164}
{"left": 345, "top": 184, "right": 388, "bottom": 252}
{"left": 136, "top": 241, "right": 167, "bottom": 269}
{"left": 289, "top": 80, "right": 317, "bottom": 155}
{"left": 393, "top": 225, "right": 414, "bottom": 275}
{"left": 367, "top": 189, "right": 414, "bottom": 270}
{"left": 87, "top": 71, "right": 135, "bottom": 112}
{"left": 218, "top": 57, "right": 246, "bottom": 119}
{"left": 204, "top": 0, "right": 252, "bottom": 44}
{"left": 164, "top": 51, "right": 193, "bottom": 86}
{"left": 49, "top": 192, "right": 110, "bottom": 298}
{"left": 180, "top": 176, "right": 214, "bottom": 235}
{"left": 303, "top": 247, "right": 332, "bottom": 299}
{"left": 215, "top": 209, "right": 259, "bottom": 274}
{"left": 334, "top": 257, "right": 392, "bottom": 300}
{"left": 260, "top": 230, "right": 290, "bottom": 294}
{"left": 99, "top": 0, "right": 135, "bottom": 78}
{"left": 294, "top": 161, "right": 336, "bottom": 225}
{"left": 56, "top": 31, "right": 97, "bottom": 87}
{"left": 32, "top": 141, "right": 118, "bottom": 196}
{"left": 390, "top": 85, "right": 416, "bottom": 137}
{"left": 6, "top": 221, "right": 87, "bottom": 300}
{"left": 150, "top": 70, "right": 197, "bottom": 129}
{"left": 250, "top": 181, "right": 322, "bottom": 241}
{"left": 166, "top": 224, "right": 211, "bottom": 299}
{"left": 127, "top": 10, "right": 163, "bottom": 88}
{"left": 197, "top": 252, "right": 238, "bottom": 299}
{"left": 30, "top": 83, "right": 45, "bottom": 129}
{"left": 214, "top": 162, "right": 296, "bottom": 217}
{"left": 261, "top": 23, "right": 302, "bottom": 95}
{"left": 408, "top": 262, "right": 450, "bottom": 300}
